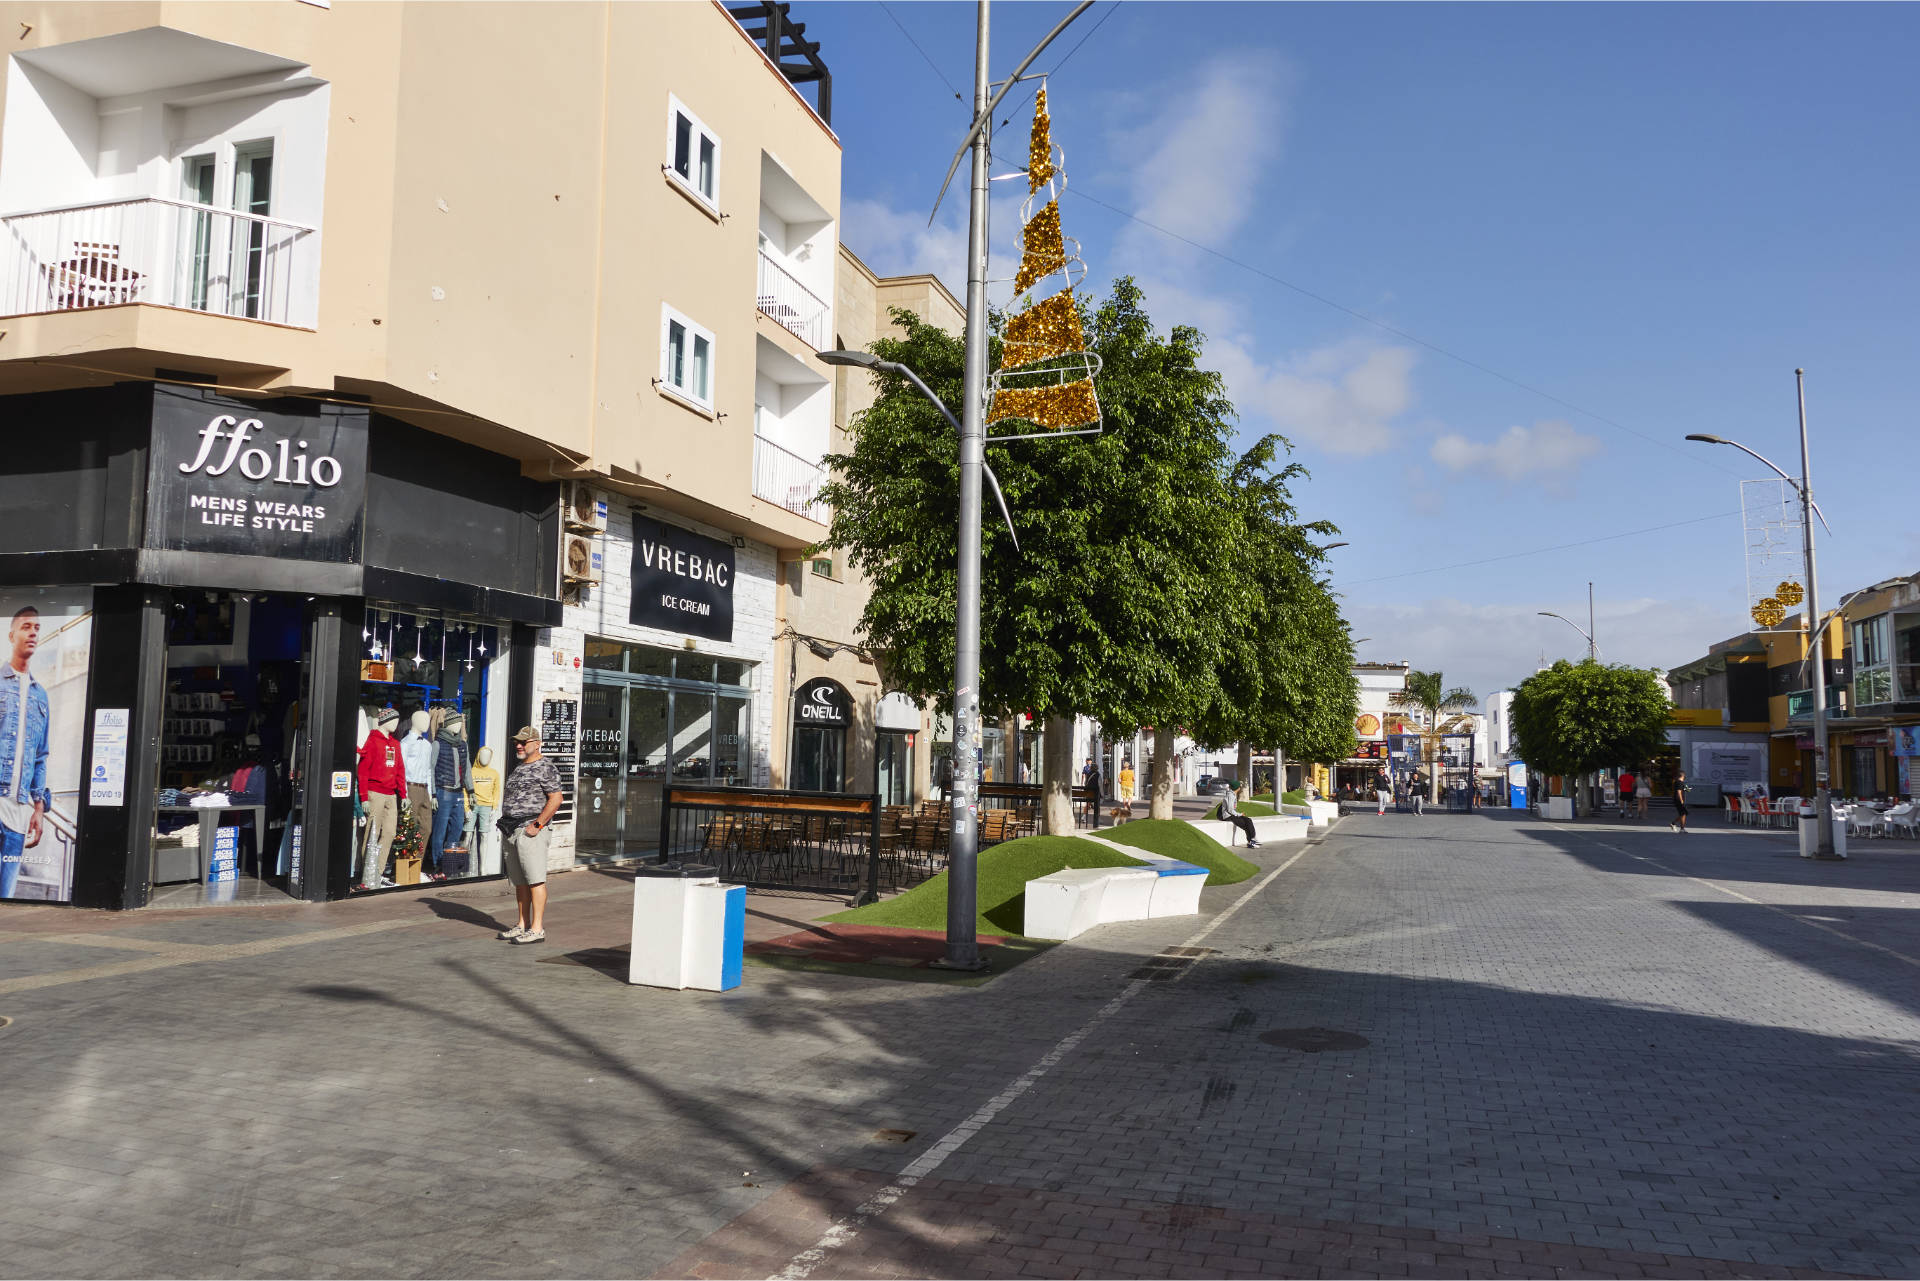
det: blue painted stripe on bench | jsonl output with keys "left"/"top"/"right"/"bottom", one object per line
{"left": 1153, "top": 861, "right": 1207, "bottom": 877}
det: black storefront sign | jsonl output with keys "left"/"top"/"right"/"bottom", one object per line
{"left": 147, "top": 386, "right": 368, "bottom": 562}
{"left": 795, "top": 677, "right": 851, "bottom": 728}
{"left": 629, "top": 516, "right": 734, "bottom": 642}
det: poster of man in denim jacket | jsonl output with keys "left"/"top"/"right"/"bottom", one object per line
{"left": 0, "top": 605, "right": 53, "bottom": 898}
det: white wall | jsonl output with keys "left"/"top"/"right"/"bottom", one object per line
{"left": 0, "top": 58, "right": 99, "bottom": 211}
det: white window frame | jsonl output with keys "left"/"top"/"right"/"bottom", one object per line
{"left": 665, "top": 95, "right": 721, "bottom": 211}
{"left": 659, "top": 304, "right": 716, "bottom": 411}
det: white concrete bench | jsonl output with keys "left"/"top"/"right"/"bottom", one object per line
{"left": 1280, "top": 801, "right": 1340, "bottom": 827}
{"left": 1186, "top": 814, "right": 1310, "bottom": 849}
{"left": 1024, "top": 866, "right": 1159, "bottom": 941}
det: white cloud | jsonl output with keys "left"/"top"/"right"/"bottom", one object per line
{"left": 1342, "top": 594, "right": 1739, "bottom": 707}
{"left": 1212, "top": 333, "right": 1417, "bottom": 455}
{"left": 842, "top": 197, "right": 969, "bottom": 301}
{"left": 1430, "top": 419, "right": 1602, "bottom": 484}
{"left": 1115, "top": 52, "right": 1294, "bottom": 261}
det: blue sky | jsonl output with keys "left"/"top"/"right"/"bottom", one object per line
{"left": 799, "top": 1, "right": 1919, "bottom": 703}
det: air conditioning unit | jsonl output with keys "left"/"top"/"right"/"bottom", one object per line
{"left": 564, "top": 481, "right": 608, "bottom": 532}
{"left": 562, "top": 533, "right": 602, "bottom": 585}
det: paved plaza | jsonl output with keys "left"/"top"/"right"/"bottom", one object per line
{"left": 2, "top": 810, "right": 1918, "bottom": 1279}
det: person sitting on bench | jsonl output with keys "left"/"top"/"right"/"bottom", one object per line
{"left": 1215, "top": 781, "right": 1261, "bottom": 848}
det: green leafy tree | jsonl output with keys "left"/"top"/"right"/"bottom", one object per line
{"left": 1509, "top": 659, "right": 1671, "bottom": 817}
{"left": 1388, "top": 670, "right": 1477, "bottom": 802}
{"left": 820, "top": 279, "right": 1243, "bottom": 828}
{"left": 1188, "top": 436, "right": 1357, "bottom": 795}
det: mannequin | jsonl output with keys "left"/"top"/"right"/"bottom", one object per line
{"left": 401, "top": 711, "right": 435, "bottom": 871}
{"left": 471, "top": 746, "right": 502, "bottom": 877}
{"left": 429, "top": 711, "right": 472, "bottom": 878}
{"left": 356, "top": 708, "right": 405, "bottom": 890}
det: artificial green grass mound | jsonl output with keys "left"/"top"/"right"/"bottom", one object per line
{"left": 1280, "top": 789, "right": 1307, "bottom": 805}
{"left": 825, "top": 835, "right": 1148, "bottom": 937}
{"left": 1206, "top": 799, "right": 1276, "bottom": 820}
{"left": 1099, "top": 819, "right": 1259, "bottom": 885}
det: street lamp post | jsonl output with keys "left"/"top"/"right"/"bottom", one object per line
{"left": 1538, "top": 583, "right": 1598, "bottom": 660}
{"left": 1686, "top": 368, "right": 1837, "bottom": 859}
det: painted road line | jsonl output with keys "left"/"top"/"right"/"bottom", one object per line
{"left": 771, "top": 841, "right": 1321, "bottom": 1280}
{"left": 1547, "top": 822, "right": 1920, "bottom": 970}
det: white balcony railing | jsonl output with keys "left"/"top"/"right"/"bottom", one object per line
{"left": 753, "top": 432, "right": 829, "bottom": 524}
{"left": 1, "top": 196, "right": 317, "bottom": 327}
{"left": 756, "top": 249, "right": 830, "bottom": 349}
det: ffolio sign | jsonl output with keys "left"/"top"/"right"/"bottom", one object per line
{"left": 147, "top": 387, "right": 368, "bottom": 562}
{"left": 629, "top": 516, "right": 735, "bottom": 642}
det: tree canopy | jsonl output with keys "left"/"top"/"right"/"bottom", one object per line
{"left": 820, "top": 278, "right": 1360, "bottom": 823}
{"left": 1188, "top": 435, "right": 1357, "bottom": 766}
{"left": 1509, "top": 659, "right": 1671, "bottom": 783}
{"left": 822, "top": 279, "right": 1245, "bottom": 735}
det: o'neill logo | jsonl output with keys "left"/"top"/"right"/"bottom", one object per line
{"left": 180, "top": 415, "right": 343, "bottom": 488}
{"left": 799, "top": 683, "right": 845, "bottom": 723}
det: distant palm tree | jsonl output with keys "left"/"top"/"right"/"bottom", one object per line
{"left": 1388, "top": 671, "right": 1477, "bottom": 803}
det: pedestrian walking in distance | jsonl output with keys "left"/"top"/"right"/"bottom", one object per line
{"left": 1617, "top": 768, "right": 1636, "bottom": 821}
{"left": 1375, "top": 773, "right": 1391, "bottom": 816}
{"left": 1668, "top": 769, "right": 1690, "bottom": 834}
{"left": 1215, "top": 781, "right": 1260, "bottom": 848}
{"left": 498, "top": 726, "right": 564, "bottom": 943}
{"left": 1636, "top": 768, "right": 1652, "bottom": 820}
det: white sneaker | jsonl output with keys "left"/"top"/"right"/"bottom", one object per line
{"left": 497, "top": 924, "right": 527, "bottom": 941}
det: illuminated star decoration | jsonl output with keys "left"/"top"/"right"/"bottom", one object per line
{"left": 988, "top": 83, "right": 1102, "bottom": 435}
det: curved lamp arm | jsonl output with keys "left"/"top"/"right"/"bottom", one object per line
{"left": 1538, "top": 611, "right": 1600, "bottom": 659}
{"left": 1685, "top": 434, "right": 1831, "bottom": 534}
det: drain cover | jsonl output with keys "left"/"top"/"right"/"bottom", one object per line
{"left": 1259, "top": 1027, "right": 1369, "bottom": 1052}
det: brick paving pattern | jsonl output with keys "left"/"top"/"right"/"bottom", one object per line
{"left": 1, "top": 811, "right": 1916, "bottom": 1278}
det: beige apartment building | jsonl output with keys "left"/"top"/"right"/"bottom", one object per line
{"left": 0, "top": 0, "right": 854, "bottom": 906}
{"left": 766, "top": 246, "right": 962, "bottom": 805}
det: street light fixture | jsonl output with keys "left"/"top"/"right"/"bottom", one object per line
{"left": 1538, "top": 582, "right": 1598, "bottom": 661}
{"left": 1685, "top": 369, "right": 1838, "bottom": 858}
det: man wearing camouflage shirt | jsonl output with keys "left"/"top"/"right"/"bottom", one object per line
{"left": 497, "top": 725, "right": 563, "bottom": 944}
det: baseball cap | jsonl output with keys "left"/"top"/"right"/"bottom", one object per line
{"left": 512, "top": 725, "right": 541, "bottom": 743}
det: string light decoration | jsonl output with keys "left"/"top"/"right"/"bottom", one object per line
{"left": 1000, "top": 292, "right": 1085, "bottom": 367}
{"left": 1775, "top": 580, "right": 1805, "bottom": 607}
{"left": 1751, "top": 598, "right": 1787, "bottom": 628}
{"left": 989, "top": 82, "right": 1102, "bottom": 435}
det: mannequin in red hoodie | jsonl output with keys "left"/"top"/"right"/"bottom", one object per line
{"left": 357, "top": 708, "right": 407, "bottom": 890}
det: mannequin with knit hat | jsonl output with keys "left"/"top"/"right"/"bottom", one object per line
{"left": 429, "top": 711, "right": 472, "bottom": 878}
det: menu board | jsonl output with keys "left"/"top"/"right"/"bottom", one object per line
{"left": 540, "top": 697, "right": 579, "bottom": 825}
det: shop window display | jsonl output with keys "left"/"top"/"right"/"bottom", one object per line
{"left": 354, "top": 608, "right": 501, "bottom": 890}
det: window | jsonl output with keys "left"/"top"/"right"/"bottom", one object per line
{"left": 811, "top": 555, "right": 833, "bottom": 578}
{"left": 667, "top": 96, "right": 720, "bottom": 209}
{"left": 660, "top": 305, "right": 715, "bottom": 408}
{"left": 1851, "top": 614, "right": 1892, "bottom": 707}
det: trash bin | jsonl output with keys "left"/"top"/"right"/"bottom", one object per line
{"left": 1797, "top": 804, "right": 1848, "bottom": 860}
{"left": 628, "top": 862, "right": 745, "bottom": 991}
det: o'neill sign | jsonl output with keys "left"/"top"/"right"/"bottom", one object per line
{"left": 794, "top": 678, "right": 850, "bottom": 728}
{"left": 147, "top": 387, "right": 368, "bottom": 562}
{"left": 629, "top": 516, "right": 735, "bottom": 642}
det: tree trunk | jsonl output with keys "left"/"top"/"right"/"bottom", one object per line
{"left": 1149, "top": 726, "right": 1177, "bottom": 820}
{"left": 1236, "top": 741, "right": 1252, "bottom": 801}
{"left": 1042, "top": 715, "right": 1076, "bottom": 835}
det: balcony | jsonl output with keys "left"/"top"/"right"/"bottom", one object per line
{"left": 1, "top": 197, "right": 317, "bottom": 328}
{"left": 756, "top": 250, "right": 829, "bottom": 349}
{"left": 753, "top": 432, "right": 829, "bottom": 524}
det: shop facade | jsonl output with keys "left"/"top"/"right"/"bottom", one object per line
{"left": 535, "top": 490, "right": 778, "bottom": 867}
{"left": 0, "top": 382, "right": 558, "bottom": 909}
